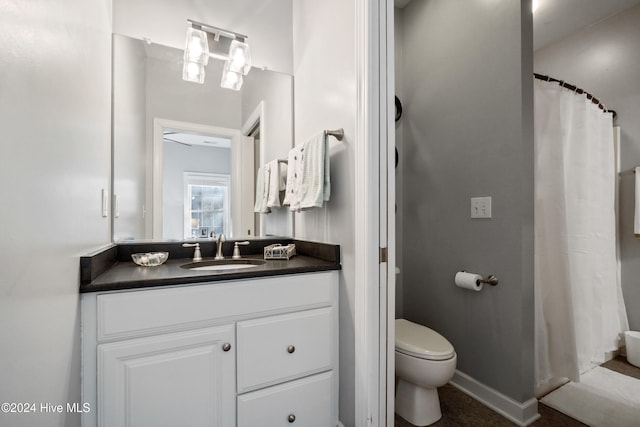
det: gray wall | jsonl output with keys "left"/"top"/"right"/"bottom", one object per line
{"left": 0, "top": 1, "right": 112, "bottom": 426}
{"left": 398, "top": 0, "right": 535, "bottom": 403}
{"left": 535, "top": 4, "right": 640, "bottom": 331}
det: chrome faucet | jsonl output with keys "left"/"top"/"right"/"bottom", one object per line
{"left": 232, "top": 241, "right": 250, "bottom": 259}
{"left": 182, "top": 242, "right": 202, "bottom": 262}
{"left": 214, "top": 234, "right": 226, "bottom": 260}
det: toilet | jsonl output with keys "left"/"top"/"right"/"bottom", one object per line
{"left": 395, "top": 319, "right": 457, "bottom": 426}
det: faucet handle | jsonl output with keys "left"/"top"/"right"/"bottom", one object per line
{"left": 232, "top": 241, "right": 250, "bottom": 259}
{"left": 182, "top": 243, "right": 202, "bottom": 262}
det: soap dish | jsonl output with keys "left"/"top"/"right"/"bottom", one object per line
{"left": 131, "top": 252, "right": 169, "bottom": 267}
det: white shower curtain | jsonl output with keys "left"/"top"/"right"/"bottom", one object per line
{"left": 534, "top": 79, "right": 629, "bottom": 392}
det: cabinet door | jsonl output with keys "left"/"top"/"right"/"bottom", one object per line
{"left": 98, "top": 325, "right": 235, "bottom": 427}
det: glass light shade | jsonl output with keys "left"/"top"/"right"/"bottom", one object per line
{"left": 220, "top": 61, "right": 243, "bottom": 90}
{"left": 227, "top": 40, "right": 251, "bottom": 75}
{"left": 184, "top": 27, "right": 209, "bottom": 65}
{"left": 182, "top": 60, "right": 205, "bottom": 84}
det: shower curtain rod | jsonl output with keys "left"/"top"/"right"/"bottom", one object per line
{"left": 534, "top": 73, "right": 617, "bottom": 119}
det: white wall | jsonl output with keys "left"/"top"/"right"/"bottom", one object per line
{"left": 292, "top": 1, "right": 358, "bottom": 424}
{"left": 0, "top": 1, "right": 112, "bottom": 426}
{"left": 241, "top": 69, "right": 294, "bottom": 237}
{"left": 534, "top": 4, "right": 640, "bottom": 330}
{"left": 113, "top": 0, "right": 293, "bottom": 74}
{"left": 113, "top": 35, "right": 147, "bottom": 241}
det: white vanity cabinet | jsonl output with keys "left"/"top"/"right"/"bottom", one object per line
{"left": 81, "top": 271, "right": 339, "bottom": 427}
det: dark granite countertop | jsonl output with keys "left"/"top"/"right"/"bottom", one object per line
{"left": 80, "top": 239, "right": 341, "bottom": 293}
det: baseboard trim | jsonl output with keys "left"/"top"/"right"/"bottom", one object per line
{"left": 449, "top": 370, "right": 541, "bottom": 426}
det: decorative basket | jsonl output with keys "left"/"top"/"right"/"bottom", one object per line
{"left": 263, "top": 244, "right": 296, "bottom": 260}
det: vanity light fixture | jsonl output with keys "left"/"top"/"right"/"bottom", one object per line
{"left": 182, "top": 19, "right": 251, "bottom": 90}
{"left": 182, "top": 26, "right": 209, "bottom": 84}
{"left": 227, "top": 39, "right": 252, "bottom": 75}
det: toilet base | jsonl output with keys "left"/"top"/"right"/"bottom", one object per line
{"left": 395, "top": 378, "right": 442, "bottom": 426}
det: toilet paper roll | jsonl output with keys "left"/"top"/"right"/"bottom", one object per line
{"left": 455, "top": 271, "right": 483, "bottom": 291}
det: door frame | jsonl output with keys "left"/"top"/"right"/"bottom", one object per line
{"left": 354, "top": 0, "right": 395, "bottom": 425}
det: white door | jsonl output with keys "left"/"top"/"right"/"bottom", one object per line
{"left": 97, "top": 325, "right": 235, "bottom": 427}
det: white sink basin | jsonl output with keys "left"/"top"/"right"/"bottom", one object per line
{"left": 180, "top": 259, "right": 266, "bottom": 272}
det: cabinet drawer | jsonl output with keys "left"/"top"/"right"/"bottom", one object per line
{"left": 96, "top": 272, "right": 335, "bottom": 341}
{"left": 237, "top": 307, "right": 333, "bottom": 392}
{"left": 237, "top": 372, "right": 334, "bottom": 427}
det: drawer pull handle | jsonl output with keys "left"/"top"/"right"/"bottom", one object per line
{"left": 288, "top": 414, "right": 296, "bottom": 423}
{"left": 287, "top": 345, "right": 296, "bottom": 354}
{"left": 222, "top": 342, "right": 232, "bottom": 352}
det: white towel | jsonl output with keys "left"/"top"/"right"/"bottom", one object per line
{"left": 266, "top": 160, "right": 281, "bottom": 208}
{"left": 299, "top": 131, "right": 330, "bottom": 209}
{"left": 278, "top": 161, "right": 288, "bottom": 191}
{"left": 253, "top": 166, "right": 271, "bottom": 214}
{"left": 635, "top": 166, "right": 640, "bottom": 236}
{"left": 283, "top": 144, "right": 305, "bottom": 211}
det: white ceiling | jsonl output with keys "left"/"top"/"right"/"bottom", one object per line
{"left": 163, "top": 129, "right": 231, "bottom": 149}
{"left": 394, "top": 0, "right": 640, "bottom": 51}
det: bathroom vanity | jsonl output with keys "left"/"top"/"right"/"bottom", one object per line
{"left": 80, "top": 240, "right": 340, "bottom": 427}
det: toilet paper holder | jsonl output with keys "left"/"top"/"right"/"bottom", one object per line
{"left": 478, "top": 275, "right": 499, "bottom": 286}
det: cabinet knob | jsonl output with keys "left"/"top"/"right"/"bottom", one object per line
{"left": 287, "top": 414, "right": 296, "bottom": 423}
{"left": 222, "top": 342, "right": 232, "bottom": 352}
{"left": 287, "top": 345, "right": 296, "bottom": 354}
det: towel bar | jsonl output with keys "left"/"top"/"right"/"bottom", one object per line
{"left": 326, "top": 128, "right": 344, "bottom": 141}
{"left": 277, "top": 129, "right": 345, "bottom": 163}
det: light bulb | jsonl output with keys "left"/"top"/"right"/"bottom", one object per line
{"left": 186, "top": 62, "right": 200, "bottom": 78}
{"left": 232, "top": 48, "right": 246, "bottom": 69}
{"left": 184, "top": 27, "right": 209, "bottom": 65}
{"left": 220, "top": 61, "right": 243, "bottom": 90}
{"left": 225, "top": 70, "right": 238, "bottom": 85}
{"left": 182, "top": 60, "right": 205, "bottom": 84}
{"left": 187, "top": 39, "right": 204, "bottom": 60}
{"left": 226, "top": 40, "right": 251, "bottom": 75}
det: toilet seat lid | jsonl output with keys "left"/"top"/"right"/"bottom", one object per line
{"left": 395, "top": 319, "right": 455, "bottom": 361}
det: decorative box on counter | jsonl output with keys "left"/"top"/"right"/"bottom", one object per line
{"left": 264, "top": 243, "right": 296, "bottom": 260}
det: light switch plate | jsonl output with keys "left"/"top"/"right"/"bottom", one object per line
{"left": 471, "top": 196, "right": 492, "bottom": 219}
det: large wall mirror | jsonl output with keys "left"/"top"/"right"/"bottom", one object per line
{"left": 111, "top": 2, "right": 294, "bottom": 242}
